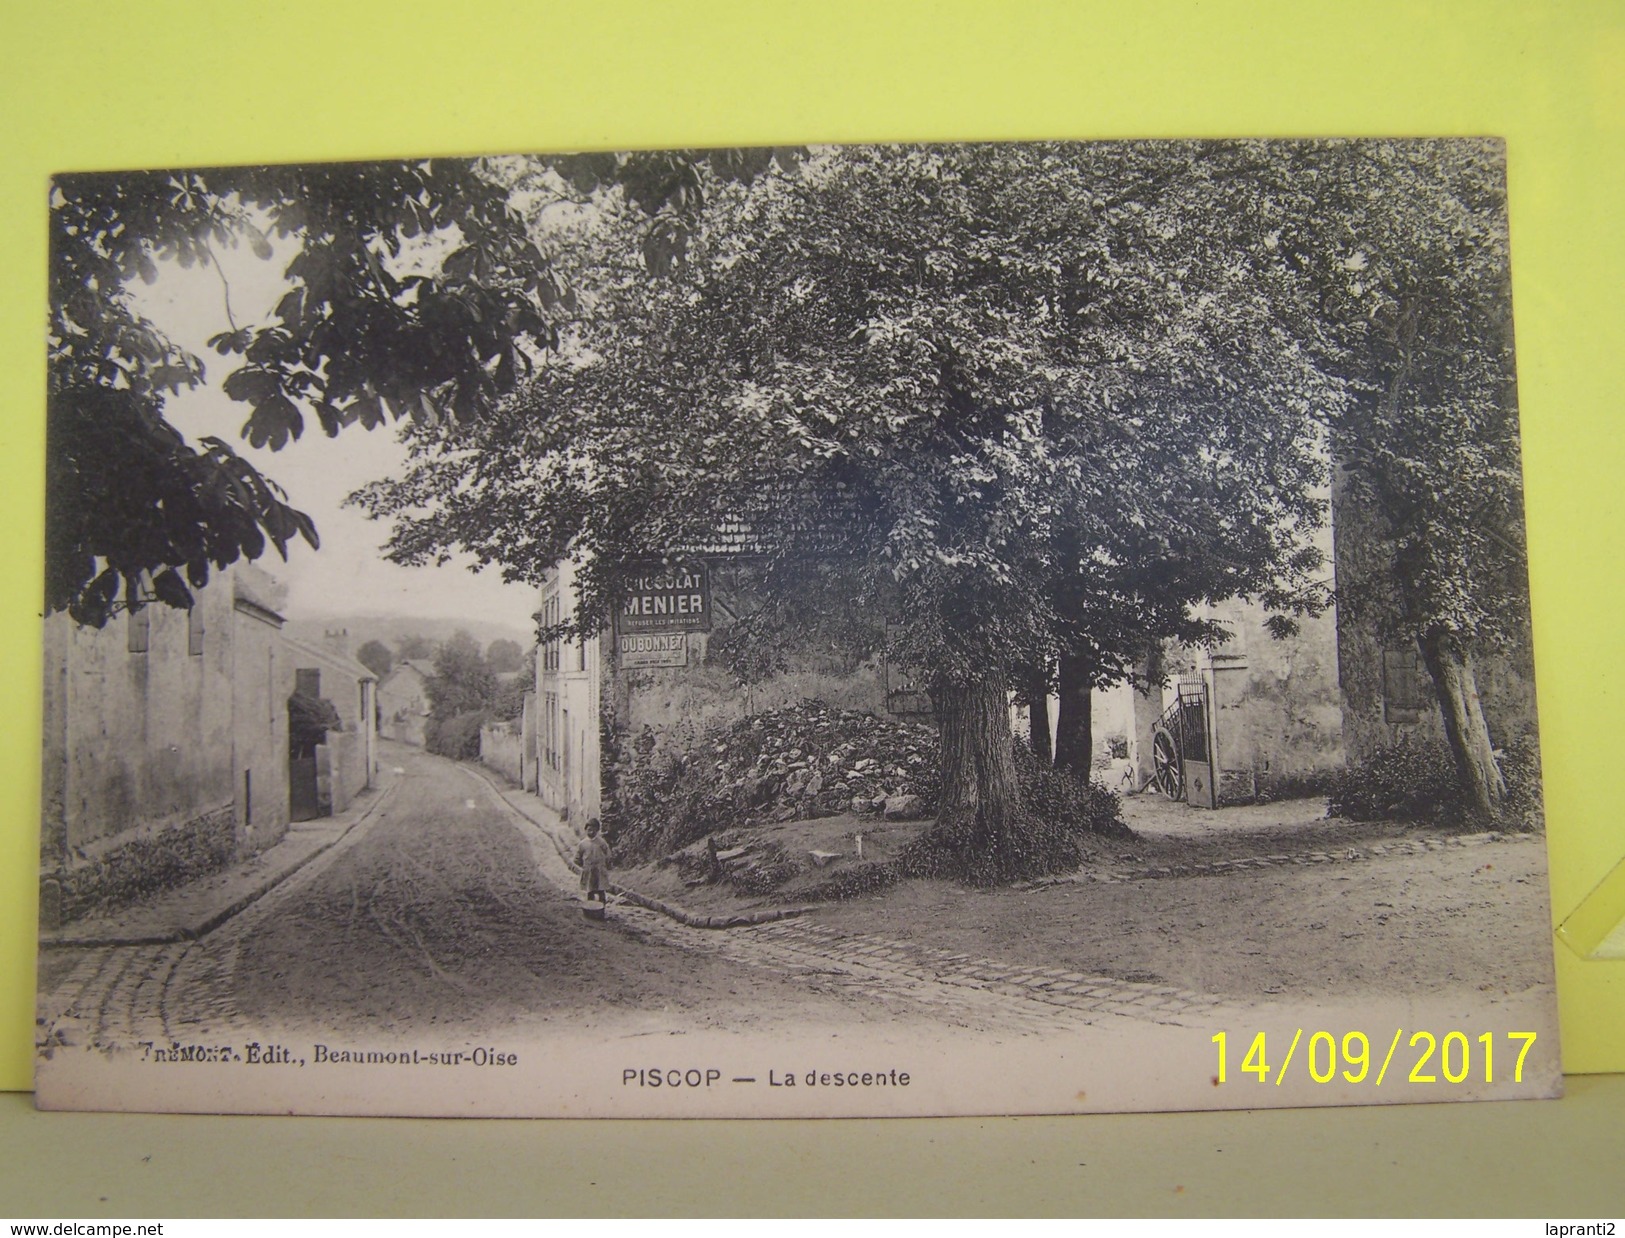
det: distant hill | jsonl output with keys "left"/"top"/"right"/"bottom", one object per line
{"left": 282, "top": 613, "right": 535, "bottom": 663}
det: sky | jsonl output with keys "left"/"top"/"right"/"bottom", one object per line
{"left": 126, "top": 226, "right": 541, "bottom": 635}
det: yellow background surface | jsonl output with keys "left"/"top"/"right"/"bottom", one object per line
{"left": 2, "top": 0, "right": 1622, "bottom": 1096}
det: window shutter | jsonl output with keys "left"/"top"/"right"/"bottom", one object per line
{"left": 1382, "top": 648, "right": 1424, "bottom": 724}
{"left": 127, "top": 607, "right": 150, "bottom": 654}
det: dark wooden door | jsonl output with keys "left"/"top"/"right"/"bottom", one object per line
{"left": 290, "top": 755, "right": 319, "bottom": 822}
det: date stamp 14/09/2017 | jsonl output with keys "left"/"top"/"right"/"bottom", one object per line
{"left": 1212, "top": 1030, "right": 1540, "bottom": 1088}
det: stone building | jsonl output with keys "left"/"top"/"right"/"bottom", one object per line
{"left": 1138, "top": 592, "right": 1345, "bottom": 805}
{"left": 377, "top": 660, "right": 432, "bottom": 746}
{"left": 281, "top": 637, "right": 378, "bottom": 819}
{"left": 39, "top": 565, "right": 291, "bottom": 927}
{"left": 535, "top": 559, "right": 602, "bottom": 826}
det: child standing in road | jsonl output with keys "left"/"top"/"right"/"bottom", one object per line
{"left": 576, "top": 818, "right": 612, "bottom": 914}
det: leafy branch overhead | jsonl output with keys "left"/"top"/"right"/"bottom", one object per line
{"left": 48, "top": 149, "right": 800, "bottom": 624}
{"left": 360, "top": 142, "right": 1350, "bottom": 687}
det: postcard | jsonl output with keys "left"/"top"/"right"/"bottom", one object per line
{"left": 35, "top": 139, "right": 1560, "bottom": 1116}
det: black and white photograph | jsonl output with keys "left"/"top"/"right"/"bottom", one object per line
{"left": 34, "top": 140, "right": 1561, "bottom": 1117}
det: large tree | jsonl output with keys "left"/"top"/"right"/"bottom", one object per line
{"left": 394, "top": 633, "right": 437, "bottom": 661}
{"left": 427, "top": 629, "right": 497, "bottom": 719}
{"left": 359, "top": 143, "right": 1339, "bottom": 882}
{"left": 1282, "top": 140, "right": 1529, "bottom": 819}
{"left": 485, "top": 638, "right": 525, "bottom": 673}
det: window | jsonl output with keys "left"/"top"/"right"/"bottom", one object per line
{"left": 187, "top": 605, "right": 205, "bottom": 656}
{"left": 1382, "top": 648, "right": 1425, "bottom": 725}
{"left": 544, "top": 691, "right": 560, "bottom": 771}
{"left": 540, "top": 589, "right": 562, "bottom": 673}
{"left": 295, "top": 668, "right": 321, "bottom": 697}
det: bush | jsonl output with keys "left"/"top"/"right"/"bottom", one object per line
{"left": 601, "top": 722, "right": 721, "bottom": 858}
{"left": 1327, "top": 734, "right": 1544, "bottom": 830}
{"left": 288, "top": 691, "right": 342, "bottom": 757}
{"left": 425, "top": 709, "right": 490, "bottom": 760}
{"left": 1254, "top": 768, "right": 1337, "bottom": 804}
{"left": 1013, "top": 742, "right": 1128, "bottom": 844}
{"left": 1499, "top": 733, "right": 1546, "bottom": 831}
{"left": 49, "top": 805, "right": 238, "bottom": 924}
{"left": 1327, "top": 741, "right": 1462, "bottom": 824}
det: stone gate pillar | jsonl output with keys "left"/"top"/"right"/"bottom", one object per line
{"left": 1127, "top": 658, "right": 1162, "bottom": 793}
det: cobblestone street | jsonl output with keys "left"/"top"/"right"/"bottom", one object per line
{"left": 37, "top": 743, "right": 1552, "bottom": 1063}
{"left": 41, "top": 747, "right": 1226, "bottom": 1057}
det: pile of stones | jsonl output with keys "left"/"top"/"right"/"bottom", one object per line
{"left": 709, "top": 700, "right": 939, "bottom": 825}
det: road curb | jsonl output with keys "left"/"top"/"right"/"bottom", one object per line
{"left": 39, "top": 779, "right": 401, "bottom": 949}
{"left": 181, "top": 779, "right": 402, "bottom": 941}
{"left": 1018, "top": 828, "right": 1540, "bottom": 890}
{"left": 461, "top": 761, "right": 810, "bottom": 930}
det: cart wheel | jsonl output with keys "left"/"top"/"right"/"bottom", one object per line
{"left": 1151, "top": 727, "right": 1183, "bottom": 800}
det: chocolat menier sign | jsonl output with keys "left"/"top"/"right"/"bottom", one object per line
{"left": 615, "top": 563, "right": 710, "bottom": 666}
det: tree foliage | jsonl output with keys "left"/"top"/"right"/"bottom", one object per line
{"left": 422, "top": 629, "right": 535, "bottom": 756}
{"left": 287, "top": 690, "right": 342, "bottom": 758}
{"left": 364, "top": 144, "right": 1336, "bottom": 668}
{"left": 1281, "top": 141, "right": 1528, "bottom": 816}
{"left": 1280, "top": 140, "right": 1524, "bottom": 653}
{"left": 394, "top": 633, "right": 436, "bottom": 661}
{"left": 426, "top": 629, "right": 497, "bottom": 721}
{"left": 485, "top": 637, "right": 524, "bottom": 673}
{"left": 358, "top": 142, "right": 1354, "bottom": 881}
{"left": 47, "top": 150, "right": 798, "bottom": 625}
{"left": 47, "top": 160, "right": 543, "bottom": 624}
{"left": 355, "top": 638, "right": 394, "bottom": 681}
{"left": 490, "top": 647, "right": 536, "bottom": 721}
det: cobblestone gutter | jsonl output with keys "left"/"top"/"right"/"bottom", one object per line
{"left": 1023, "top": 830, "right": 1537, "bottom": 889}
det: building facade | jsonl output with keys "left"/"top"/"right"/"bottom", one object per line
{"left": 1153, "top": 594, "right": 1345, "bottom": 804}
{"left": 535, "top": 560, "right": 602, "bottom": 825}
{"left": 377, "top": 660, "right": 432, "bottom": 746}
{"left": 281, "top": 638, "right": 378, "bottom": 819}
{"left": 39, "top": 565, "right": 292, "bottom": 928}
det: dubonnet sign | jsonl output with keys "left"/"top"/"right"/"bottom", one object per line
{"left": 619, "top": 631, "right": 689, "bottom": 668}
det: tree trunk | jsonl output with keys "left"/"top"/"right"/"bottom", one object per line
{"left": 933, "top": 672, "right": 1024, "bottom": 885}
{"left": 1053, "top": 652, "right": 1093, "bottom": 775}
{"left": 1421, "top": 627, "right": 1506, "bottom": 820}
{"left": 1026, "top": 670, "right": 1053, "bottom": 763}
